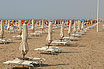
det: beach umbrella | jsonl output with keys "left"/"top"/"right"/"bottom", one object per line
{"left": 97, "top": 0, "right": 99, "bottom": 32}
{"left": 41, "top": 19, "right": 44, "bottom": 31}
{"left": 77, "top": 20, "right": 81, "bottom": 32}
{"left": 31, "top": 19, "right": 35, "bottom": 32}
{"left": 0, "top": 20, "right": 4, "bottom": 39}
{"left": 73, "top": 21, "right": 77, "bottom": 34}
{"left": 46, "top": 21, "right": 52, "bottom": 46}
{"left": 7, "top": 20, "right": 10, "bottom": 31}
{"left": 19, "top": 22, "right": 29, "bottom": 58}
{"left": 60, "top": 21, "right": 64, "bottom": 40}
{"left": 68, "top": 20, "right": 72, "bottom": 36}
{"left": 81, "top": 22, "right": 84, "bottom": 30}
{"left": 91, "top": 20, "right": 93, "bottom": 25}
{"left": 18, "top": 20, "right": 22, "bottom": 35}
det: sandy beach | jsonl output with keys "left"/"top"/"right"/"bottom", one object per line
{"left": 0, "top": 22, "right": 104, "bottom": 69}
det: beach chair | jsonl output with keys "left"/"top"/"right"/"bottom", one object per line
{"left": 71, "top": 33, "right": 81, "bottom": 37}
{"left": 12, "top": 35, "right": 22, "bottom": 39}
{"left": 29, "top": 32, "right": 41, "bottom": 37}
{"left": 34, "top": 46, "right": 63, "bottom": 55}
{"left": 3, "top": 59, "right": 36, "bottom": 69}
{"left": 63, "top": 36, "right": 78, "bottom": 41}
{"left": 0, "top": 38, "right": 12, "bottom": 44}
{"left": 16, "top": 57, "right": 45, "bottom": 64}
{"left": 51, "top": 40, "right": 69, "bottom": 45}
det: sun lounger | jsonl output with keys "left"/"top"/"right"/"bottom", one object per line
{"left": 34, "top": 46, "right": 63, "bottom": 54}
{"left": 0, "top": 38, "right": 12, "bottom": 44}
{"left": 3, "top": 59, "right": 37, "bottom": 69}
{"left": 16, "top": 57, "right": 45, "bottom": 64}
{"left": 63, "top": 36, "right": 78, "bottom": 41}
{"left": 76, "top": 31, "right": 85, "bottom": 35}
{"left": 12, "top": 35, "right": 22, "bottom": 39}
{"left": 29, "top": 32, "right": 41, "bottom": 36}
{"left": 71, "top": 34, "right": 81, "bottom": 37}
{"left": 51, "top": 40, "right": 69, "bottom": 45}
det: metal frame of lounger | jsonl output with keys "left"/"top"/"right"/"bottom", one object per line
{"left": 3, "top": 59, "right": 36, "bottom": 69}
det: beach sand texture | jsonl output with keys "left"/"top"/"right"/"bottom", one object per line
{"left": 0, "top": 22, "right": 104, "bottom": 69}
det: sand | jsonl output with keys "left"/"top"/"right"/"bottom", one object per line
{"left": 0, "top": 23, "right": 104, "bottom": 69}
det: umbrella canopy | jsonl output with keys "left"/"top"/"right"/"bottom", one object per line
{"left": 60, "top": 21, "right": 64, "bottom": 39}
{"left": 18, "top": 20, "right": 22, "bottom": 35}
{"left": 19, "top": 23, "right": 29, "bottom": 58}
{"left": 68, "top": 20, "right": 72, "bottom": 36}
{"left": 73, "top": 21, "right": 77, "bottom": 34}
{"left": 7, "top": 20, "right": 10, "bottom": 31}
{"left": 31, "top": 19, "right": 35, "bottom": 32}
{"left": 0, "top": 20, "right": 4, "bottom": 39}
{"left": 77, "top": 20, "right": 81, "bottom": 32}
{"left": 46, "top": 21, "right": 53, "bottom": 44}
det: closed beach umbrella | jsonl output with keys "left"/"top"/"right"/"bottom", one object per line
{"left": 73, "top": 21, "right": 77, "bottom": 34}
{"left": 19, "top": 22, "right": 29, "bottom": 58}
{"left": 46, "top": 21, "right": 52, "bottom": 45}
{"left": 81, "top": 22, "right": 84, "bottom": 30}
{"left": 60, "top": 21, "right": 64, "bottom": 39}
{"left": 31, "top": 19, "right": 35, "bottom": 32}
{"left": 7, "top": 20, "right": 10, "bottom": 31}
{"left": 68, "top": 20, "right": 72, "bottom": 36}
{"left": 18, "top": 20, "right": 22, "bottom": 35}
{"left": 0, "top": 20, "right": 4, "bottom": 39}
{"left": 41, "top": 19, "right": 44, "bottom": 30}
{"left": 77, "top": 20, "right": 81, "bottom": 32}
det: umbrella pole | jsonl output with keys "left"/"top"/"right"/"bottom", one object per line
{"left": 2, "top": 35, "right": 3, "bottom": 39}
{"left": 22, "top": 55, "right": 25, "bottom": 68}
{"left": 33, "top": 29, "right": 34, "bottom": 33}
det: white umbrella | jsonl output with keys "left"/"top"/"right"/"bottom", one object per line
{"left": 73, "top": 21, "right": 76, "bottom": 34}
{"left": 0, "top": 20, "right": 4, "bottom": 39}
{"left": 77, "top": 20, "right": 81, "bottom": 32}
{"left": 19, "top": 23, "right": 29, "bottom": 58}
{"left": 60, "top": 21, "right": 64, "bottom": 39}
{"left": 18, "top": 20, "right": 22, "bottom": 35}
{"left": 31, "top": 19, "right": 35, "bottom": 32}
{"left": 7, "top": 20, "right": 10, "bottom": 31}
{"left": 46, "top": 21, "right": 52, "bottom": 45}
{"left": 97, "top": 0, "right": 99, "bottom": 32}
{"left": 41, "top": 19, "right": 44, "bottom": 31}
{"left": 81, "top": 22, "right": 84, "bottom": 30}
{"left": 68, "top": 20, "right": 72, "bottom": 36}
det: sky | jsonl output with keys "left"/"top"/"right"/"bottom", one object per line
{"left": 0, "top": 0, "right": 103, "bottom": 19}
